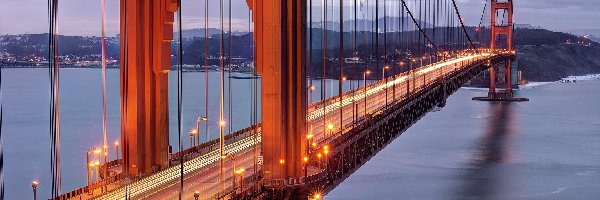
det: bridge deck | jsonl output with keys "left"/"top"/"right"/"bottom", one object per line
{"left": 60, "top": 51, "right": 512, "bottom": 200}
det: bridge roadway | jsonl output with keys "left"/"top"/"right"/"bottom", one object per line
{"left": 81, "top": 50, "right": 505, "bottom": 200}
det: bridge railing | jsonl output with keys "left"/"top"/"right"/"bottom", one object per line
{"left": 306, "top": 50, "right": 489, "bottom": 116}
{"left": 169, "top": 123, "right": 261, "bottom": 165}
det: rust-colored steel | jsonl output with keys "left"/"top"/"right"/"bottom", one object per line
{"left": 120, "top": 0, "right": 178, "bottom": 177}
{"left": 247, "top": 0, "right": 307, "bottom": 184}
{"left": 489, "top": 0, "right": 513, "bottom": 98}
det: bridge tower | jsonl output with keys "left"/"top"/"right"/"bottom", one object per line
{"left": 489, "top": 0, "right": 513, "bottom": 99}
{"left": 247, "top": 0, "right": 308, "bottom": 192}
{"left": 479, "top": 0, "right": 527, "bottom": 101}
{"left": 119, "top": 0, "right": 178, "bottom": 177}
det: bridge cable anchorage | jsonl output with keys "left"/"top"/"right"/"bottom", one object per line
{"left": 450, "top": 0, "right": 477, "bottom": 52}
{"left": 400, "top": 0, "right": 440, "bottom": 52}
{"left": 176, "top": 0, "right": 184, "bottom": 199}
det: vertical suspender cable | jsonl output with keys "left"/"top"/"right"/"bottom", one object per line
{"left": 219, "top": 0, "right": 226, "bottom": 194}
{"left": 353, "top": 0, "right": 357, "bottom": 125}
{"left": 176, "top": 0, "right": 184, "bottom": 198}
{"left": 204, "top": 0, "right": 209, "bottom": 143}
{"left": 339, "top": 0, "right": 344, "bottom": 135}
{"left": 322, "top": 0, "right": 327, "bottom": 138}
{"left": 309, "top": 0, "right": 313, "bottom": 104}
{"left": 228, "top": 0, "right": 232, "bottom": 137}
{"left": 375, "top": 0, "right": 379, "bottom": 76}
{"left": 100, "top": 0, "right": 108, "bottom": 186}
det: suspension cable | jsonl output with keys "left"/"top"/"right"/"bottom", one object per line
{"left": 450, "top": 0, "right": 477, "bottom": 51}
{"left": 400, "top": 0, "right": 440, "bottom": 52}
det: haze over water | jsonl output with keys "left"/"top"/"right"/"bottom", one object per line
{"left": 2, "top": 68, "right": 599, "bottom": 199}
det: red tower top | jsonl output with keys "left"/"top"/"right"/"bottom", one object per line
{"left": 490, "top": 0, "right": 514, "bottom": 51}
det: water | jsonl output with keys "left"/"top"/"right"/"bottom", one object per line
{"left": 326, "top": 81, "right": 600, "bottom": 199}
{"left": 2, "top": 68, "right": 599, "bottom": 199}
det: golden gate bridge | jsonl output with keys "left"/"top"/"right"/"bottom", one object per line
{"left": 19, "top": 0, "right": 527, "bottom": 199}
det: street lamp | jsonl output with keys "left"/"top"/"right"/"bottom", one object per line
{"left": 317, "top": 153, "right": 322, "bottom": 168}
{"left": 193, "top": 191, "right": 200, "bottom": 200}
{"left": 114, "top": 141, "right": 119, "bottom": 161}
{"left": 31, "top": 180, "right": 38, "bottom": 200}
{"left": 313, "top": 193, "right": 322, "bottom": 200}
{"left": 189, "top": 129, "right": 198, "bottom": 149}
{"left": 234, "top": 168, "right": 245, "bottom": 196}
{"left": 383, "top": 65, "right": 390, "bottom": 107}
{"left": 363, "top": 70, "right": 371, "bottom": 118}
{"left": 303, "top": 156, "right": 309, "bottom": 179}
{"left": 87, "top": 147, "right": 101, "bottom": 185}
{"left": 308, "top": 85, "right": 316, "bottom": 104}
{"left": 197, "top": 116, "right": 208, "bottom": 143}
{"left": 94, "top": 160, "right": 100, "bottom": 183}
{"left": 326, "top": 123, "right": 334, "bottom": 136}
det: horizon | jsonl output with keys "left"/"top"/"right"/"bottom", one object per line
{"left": 1, "top": 0, "right": 599, "bottom": 36}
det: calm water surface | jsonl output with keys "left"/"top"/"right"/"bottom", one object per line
{"left": 2, "top": 68, "right": 599, "bottom": 199}
{"left": 327, "top": 80, "right": 600, "bottom": 200}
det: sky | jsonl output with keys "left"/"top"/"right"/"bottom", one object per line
{"left": 0, "top": 0, "right": 599, "bottom": 36}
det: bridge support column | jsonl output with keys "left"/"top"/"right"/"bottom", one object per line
{"left": 248, "top": 0, "right": 307, "bottom": 190}
{"left": 119, "top": 0, "right": 177, "bottom": 177}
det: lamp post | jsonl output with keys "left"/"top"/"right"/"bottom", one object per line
{"left": 303, "top": 156, "right": 309, "bottom": 180}
{"left": 189, "top": 129, "right": 198, "bottom": 150}
{"left": 31, "top": 180, "right": 38, "bottom": 200}
{"left": 383, "top": 65, "right": 390, "bottom": 107}
{"left": 94, "top": 160, "right": 100, "bottom": 183}
{"left": 234, "top": 168, "right": 245, "bottom": 197}
{"left": 194, "top": 191, "right": 200, "bottom": 200}
{"left": 114, "top": 141, "right": 119, "bottom": 161}
{"left": 87, "top": 147, "right": 101, "bottom": 185}
{"left": 317, "top": 153, "right": 322, "bottom": 168}
{"left": 327, "top": 123, "right": 334, "bottom": 137}
{"left": 308, "top": 85, "right": 316, "bottom": 104}
{"left": 197, "top": 116, "right": 208, "bottom": 143}
{"left": 363, "top": 70, "right": 371, "bottom": 118}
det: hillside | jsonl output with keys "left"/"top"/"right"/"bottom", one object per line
{"left": 2, "top": 28, "right": 599, "bottom": 82}
{"left": 513, "top": 29, "right": 600, "bottom": 82}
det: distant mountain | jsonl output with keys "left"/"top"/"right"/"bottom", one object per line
{"left": 313, "top": 17, "right": 432, "bottom": 32}
{"left": 175, "top": 28, "right": 248, "bottom": 39}
{"left": 3, "top": 27, "right": 599, "bottom": 82}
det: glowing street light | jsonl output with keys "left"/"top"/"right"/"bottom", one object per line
{"left": 327, "top": 123, "right": 334, "bottom": 136}
{"left": 114, "top": 141, "right": 119, "bottom": 161}
{"left": 383, "top": 65, "right": 390, "bottom": 106}
{"left": 363, "top": 70, "right": 372, "bottom": 117}
{"left": 196, "top": 116, "right": 208, "bottom": 144}
{"left": 313, "top": 193, "right": 322, "bottom": 200}
{"left": 87, "top": 147, "right": 101, "bottom": 185}
{"left": 193, "top": 191, "right": 200, "bottom": 200}
{"left": 32, "top": 180, "right": 38, "bottom": 200}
